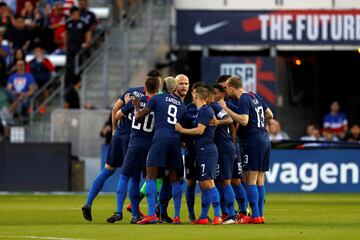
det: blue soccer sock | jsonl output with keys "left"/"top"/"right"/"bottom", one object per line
{"left": 85, "top": 168, "right": 114, "bottom": 206}
{"left": 200, "top": 189, "right": 211, "bottom": 219}
{"left": 171, "top": 181, "right": 182, "bottom": 218}
{"left": 232, "top": 183, "right": 247, "bottom": 214}
{"left": 159, "top": 181, "right": 172, "bottom": 216}
{"left": 128, "top": 176, "right": 141, "bottom": 218}
{"left": 209, "top": 187, "right": 221, "bottom": 218}
{"left": 116, "top": 175, "right": 129, "bottom": 213}
{"left": 246, "top": 185, "right": 260, "bottom": 218}
{"left": 186, "top": 184, "right": 196, "bottom": 219}
{"left": 242, "top": 182, "right": 249, "bottom": 211}
{"left": 257, "top": 185, "right": 265, "bottom": 217}
{"left": 215, "top": 180, "right": 227, "bottom": 216}
{"left": 223, "top": 184, "right": 236, "bottom": 219}
{"left": 145, "top": 179, "right": 157, "bottom": 216}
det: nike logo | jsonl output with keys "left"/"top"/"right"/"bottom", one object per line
{"left": 194, "top": 21, "right": 228, "bottom": 35}
{"left": 201, "top": 173, "right": 206, "bottom": 177}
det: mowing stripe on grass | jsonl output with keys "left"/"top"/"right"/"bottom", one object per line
{"left": 0, "top": 235, "right": 89, "bottom": 240}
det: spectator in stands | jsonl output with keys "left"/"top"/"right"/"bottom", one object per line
{"left": 64, "top": 6, "right": 91, "bottom": 86}
{"left": 64, "top": 78, "right": 80, "bottom": 109}
{"left": 345, "top": 123, "right": 360, "bottom": 143}
{"left": 3, "top": 0, "right": 16, "bottom": 14}
{"left": 27, "top": 46, "right": 55, "bottom": 99}
{"left": 269, "top": 119, "right": 290, "bottom": 141}
{"left": 301, "top": 122, "right": 322, "bottom": 141}
{"left": 21, "top": 1, "right": 36, "bottom": 29}
{"left": 48, "top": 1, "right": 67, "bottom": 53}
{"left": 0, "top": 87, "right": 16, "bottom": 122}
{"left": 7, "top": 16, "right": 31, "bottom": 50}
{"left": 7, "top": 48, "right": 26, "bottom": 76}
{"left": 79, "top": 0, "right": 97, "bottom": 31}
{"left": 0, "top": 3, "right": 14, "bottom": 34}
{"left": 7, "top": 60, "right": 36, "bottom": 118}
{"left": 0, "top": 31, "right": 11, "bottom": 86}
{"left": 100, "top": 112, "right": 112, "bottom": 145}
{"left": 321, "top": 129, "right": 339, "bottom": 142}
{"left": 323, "top": 101, "right": 348, "bottom": 139}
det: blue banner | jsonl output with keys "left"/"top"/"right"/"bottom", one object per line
{"left": 201, "top": 56, "right": 276, "bottom": 110}
{"left": 267, "top": 149, "right": 360, "bottom": 192}
{"left": 177, "top": 10, "right": 360, "bottom": 45}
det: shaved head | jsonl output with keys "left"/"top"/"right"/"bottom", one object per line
{"left": 175, "top": 74, "right": 189, "bottom": 100}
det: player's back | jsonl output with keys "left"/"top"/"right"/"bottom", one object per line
{"left": 147, "top": 92, "right": 186, "bottom": 139}
{"left": 122, "top": 95, "right": 155, "bottom": 148}
{"left": 238, "top": 92, "right": 268, "bottom": 138}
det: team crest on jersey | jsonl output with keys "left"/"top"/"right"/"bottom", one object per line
{"left": 77, "top": 22, "right": 83, "bottom": 29}
{"left": 252, "top": 99, "right": 259, "bottom": 105}
{"left": 14, "top": 77, "right": 26, "bottom": 92}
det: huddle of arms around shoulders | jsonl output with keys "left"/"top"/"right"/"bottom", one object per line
{"left": 175, "top": 122, "right": 206, "bottom": 136}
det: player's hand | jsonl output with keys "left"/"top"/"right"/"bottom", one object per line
{"left": 218, "top": 99, "right": 227, "bottom": 109}
{"left": 175, "top": 123, "right": 183, "bottom": 133}
{"left": 132, "top": 97, "right": 140, "bottom": 110}
{"left": 209, "top": 118, "right": 219, "bottom": 126}
{"left": 124, "top": 93, "right": 131, "bottom": 104}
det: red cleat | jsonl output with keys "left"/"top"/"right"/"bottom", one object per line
{"left": 126, "top": 203, "right": 132, "bottom": 213}
{"left": 221, "top": 213, "right": 228, "bottom": 221}
{"left": 136, "top": 215, "right": 159, "bottom": 224}
{"left": 138, "top": 208, "right": 146, "bottom": 218}
{"left": 196, "top": 218, "right": 209, "bottom": 225}
{"left": 237, "top": 213, "right": 249, "bottom": 224}
{"left": 260, "top": 216, "right": 265, "bottom": 224}
{"left": 211, "top": 216, "right": 223, "bottom": 225}
{"left": 249, "top": 216, "right": 262, "bottom": 224}
{"left": 173, "top": 216, "right": 181, "bottom": 224}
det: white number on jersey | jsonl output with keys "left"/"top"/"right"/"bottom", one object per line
{"left": 167, "top": 104, "right": 177, "bottom": 124}
{"left": 132, "top": 112, "right": 155, "bottom": 132}
{"left": 255, "top": 106, "right": 265, "bottom": 128}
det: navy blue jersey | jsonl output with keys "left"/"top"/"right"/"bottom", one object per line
{"left": 115, "top": 87, "right": 145, "bottom": 137}
{"left": 146, "top": 92, "right": 186, "bottom": 139}
{"left": 182, "top": 102, "right": 198, "bottom": 145}
{"left": 194, "top": 105, "right": 216, "bottom": 150}
{"left": 121, "top": 95, "right": 154, "bottom": 147}
{"left": 210, "top": 102, "right": 234, "bottom": 152}
{"left": 237, "top": 92, "right": 269, "bottom": 138}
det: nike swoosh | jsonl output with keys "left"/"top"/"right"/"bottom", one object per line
{"left": 201, "top": 173, "right": 206, "bottom": 177}
{"left": 194, "top": 21, "right": 228, "bottom": 35}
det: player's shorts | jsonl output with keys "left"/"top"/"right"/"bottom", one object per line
{"left": 232, "top": 142, "right": 243, "bottom": 178}
{"left": 196, "top": 144, "right": 218, "bottom": 181}
{"left": 184, "top": 145, "right": 196, "bottom": 180}
{"left": 121, "top": 146, "right": 149, "bottom": 178}
{"left": 217, "top": 149, "right": 236, "bottom": 180}
{"left": 147, "top": 137, "right": 182, "bottom": 169}
{"left": 106, "top": 134, "right": 129, "bottom": 168}
{"left": 241, "top": 134, "right": 270, "bottom": 172}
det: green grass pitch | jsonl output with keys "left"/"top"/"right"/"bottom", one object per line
{"left": 0, "top": 194, "right": 359, "bottom": 240}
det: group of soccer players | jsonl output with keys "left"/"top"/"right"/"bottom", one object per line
{"left": 82, "top": 69, "right": 273, "bottom": 225}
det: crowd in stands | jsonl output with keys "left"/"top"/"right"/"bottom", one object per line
{"left": 270, "top": 100, "right": 359, "bottom": 144}
{"left": 0, "top": 0, "right": 98, "bottom": 129}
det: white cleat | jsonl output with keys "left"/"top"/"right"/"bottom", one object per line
{"left": 222, "top": 218, "right": 236, "bottom": 225}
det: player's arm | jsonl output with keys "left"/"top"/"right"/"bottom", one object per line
{"left": 264, "top": 108, "right": 274, "bottom": 124}
{"left": 135, "top": 95, "right": 155, "bottom": 120}
{"left": 209, "top": 114, "right": 233, "bottom": 126}
{"left": 175, "top": 122, "right": 206, "bottom": 135}
{"left": 135, "top": 107, "right": 151, "bottom": 120}
{"left": 218, "top": 99, "right": 249, "bottom": 126}
{"left": 112, "top": 99, "right": 124, "bottom": 135}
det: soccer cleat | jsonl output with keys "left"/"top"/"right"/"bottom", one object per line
{"left": 223, "top": 218, "right": 236, "bottom": 225}
{"left": 82, "top": 205, "right": 92, "bottom": 222}
{"left": 237, "top": 212, "right": 249, "bottom": 224}
{"left": 196, "top": 218, "right": 209, "bottom": 225}
{"left": 249, "top": 216, "right": 262, "bottom": 224}
{"left": 130, "top": 216, "right": 143, "bottom": 224}
{"left": 221, "top": 213, "right": 229, "bottom": 221}
{"left": 106, "top": 212, "right": 123, "bottom": 223}
{"left": 172, "top": 216, "right": 181, "bottom": 224}
{"left": 126, "top": 203, "right": 132, "bottom": 213}
{"left": 260, "top": 216, "right": 265, "bottom": 224}
{"left": 211, "top": 216, "right": 223, "bottom": 225}
{"left": 136, "top": 215, "right": 159, "bottom": 224}
{"left": 159, "top": 214, "right": 173, "bottom": 223}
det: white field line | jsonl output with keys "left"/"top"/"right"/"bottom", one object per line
{"left": 0, "top": 236, "right": 89, "bottom": 240}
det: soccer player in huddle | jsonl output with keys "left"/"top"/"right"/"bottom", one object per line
{"left": 175, "top": 87, "right": 222, "bottom": 225}
{"left": 135, "top": 77, "right": 186, "bottom": 224}
{"left": 203, "top": 85, "right": 237, "bottom": 224}
{"left": 219, "top": 76, "right": 273, "bottom": 224}
{"left": 106, "top": 75, "right": 160, "bottom": 224}
{"left": 81, "top": 70, "right": 160, "bottom": 221}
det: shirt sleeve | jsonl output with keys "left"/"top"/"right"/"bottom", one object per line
{"left": 323, "top": 114, "right": 331, "bottom": 128}
{"left": 226, "top": 100, "right": 239, "bottom": 113}
{"left": 7, "top": 75, "right": 14, "bottom": 85}
{"left": 27, "top": 74, "right": 35, "bottom": 85}
{"left": 120, "top": 101, "right": 134, "bottom": 115}
{"left": 212, "top": 102, "right": 227, "bottom": 119}
{"left": 237, "top": 95, "right": 250, "bottom": 115}
{"left": 119, "top": 89, "right": 131, "bottom": 102}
